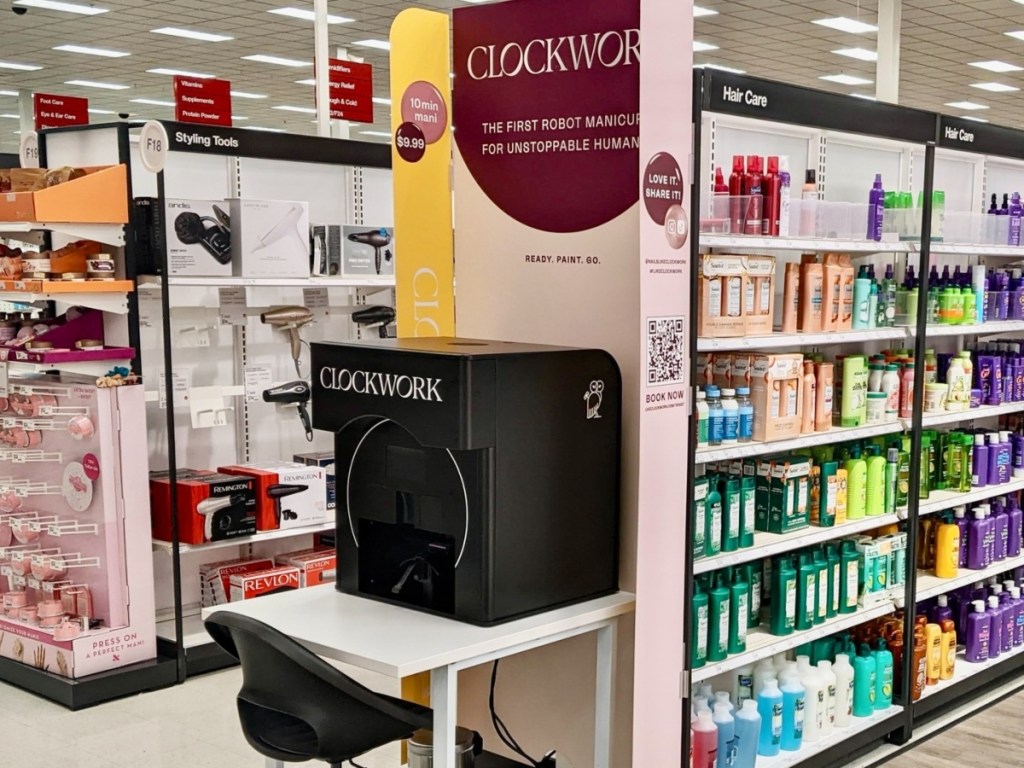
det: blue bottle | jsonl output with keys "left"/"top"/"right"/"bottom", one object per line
{"left": 780, "top": 673, "right": 805, "bottom": 752}
{"left": 713, "top": 702, "right": 737, "bottom": 768}
{"left": 736, "top": 386, "right": 754, "bottom": 443}
{"left": 707, "top": 386, "right": 724, "bottom": 447}
{"left": 733, "top": 699, "right": 762, "bottom": 768}
{"left": 757, "top": 678, "right": 783, "bottom": 757}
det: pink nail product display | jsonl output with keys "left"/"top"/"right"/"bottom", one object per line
{"left": 10, "top": 515, "right": 39, "bottom": 544}
{"left": 0, "top": 488, "right": 23, "bottom": 513}
{"left": 18, "top": 605, "right": 38, "bottom": 625}
{"left": 53, "top": 618, "right": 82, "bottom": 640}
{"left": 36, "top": 598, "right": 63, "bottom": 618}
{"left": 0, "top": 516, "right": 12, "bottom": 547}
{"left": 66, "top": 416, "right": 93, "bottom": 441}
{"left": 38, "top": 614, "right": 64, "bottom": 628}
{"left": 9, "top": 549, "right": 39, "bottom": 576}
{"left": 3, "top": 591, "right": 27, "bottom": 612}
{"left": 31, "top": 553, "right": 66, "bottom": 582}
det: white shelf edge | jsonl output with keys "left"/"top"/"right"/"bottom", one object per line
{"left": 152, "top": 521, "right": 335, "bottom": 554}
{"left": 700, "top": 235, "right": 911, "bottom": 253}
{"left": 0, "top": 290, "right": 129, "bottom": 315}
{"left": 139, "top": 274, "right": 396, "bottom": 289}
{"left": 918, "top": 477, "right": 1024, "bottom": 518}
{"left": 0, "top": 221, "right": 125, "bottom": 247}
{"left": 7, "top": 359, "right": 134, "bottom": 378}
{"left": 694, "top": 514, "right": 902, "bottom": 575}
{"left": 691, "top": 599, "right": 898, "bottom": 683}
{"left": 919, "top": 401, "right": 1024, "bottom": 428}
{"left": 697, "top": 328, "right": 907, "bottom": 352}
{"left": 919, "top": 644, "right": 1024, "bottom": 701}
{"left": 927, "top": 242, "right": 1024, "bottom": 258}
{"left": 755, "top": 705, "right": 904, "bottom": 768}
{"left": 908, "top": 320, "right": 1024, "bottom": 338}
{"left": 916, "top": 551, "right": 1024, "bottom": 600}
{"left": 696, "top": 422, "right": 904, "bottom": 465}
{"left": 156, "top": 614, "right": 209, "bottom": 649}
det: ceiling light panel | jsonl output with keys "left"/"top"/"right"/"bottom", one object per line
{"left": 945, "top": 100, "right": 989, "bottom": 110}
{"left": 273, "top": 105, "right": 316, "bottom": 113}
{"left": 87, "top": 108, "right": 115, "bottom": 114}
{"left": 130, "top": 98, "right": 175, "bottom": 107}
{"left": 813, "top": 17, "right": 878, "bottom": 34}
{"left": 53, "top": 44, "right": 129, "bottom": 58}
{"left": 0, "top": 61, "right": 42, "bottom": 71}
{"left": 231, "top": 91, "right": 267, "bottom": 99}
{"left": 970, "top": 61, "right": 1023, "bottom": 73}
{"left": 147, "top": 68, "right": 215, "bottom": 78}
{"left": 150, "top": 27, "right": 233, "bottom": 43}
{"left": 14, "top": 0, "right": 107, "bottom": 14}
{"left": 65, "top": 79, "right": 129, "bottom": 90}
{"left": 833, "top": 48, "right": 877, "bottom": 62}
{"left": 971, "top": 82, "right": 1019, "bottom": 93}
{"left": 0, "top": 91, "right": 17, "bottom": 97}
{"left": 351, "top": 40, "right": 391, "bottom": 51}
{"left": 693, "top": 41, "right": 718, "bottom": 52}
{"left": 268, "top": 7, "right": 353, "bottom": 24}
{"left": 694, "top": 6, "right": 717, "bottom": 17}
{"left": 820, "top": 73, "right": 873, "bottom": 86}
{"left": 242, "top": 54, "right": 311, "bottom": 67}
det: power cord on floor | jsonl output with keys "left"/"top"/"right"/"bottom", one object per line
{"left": 349, "top": 759, "right": 368, "bottom": 768}
{"left": 490, "top": 659, "right": 543, "bottom": 767}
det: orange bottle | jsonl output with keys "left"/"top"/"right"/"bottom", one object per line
{"left": 912, "top": 628, "right": 927, "bottom": 701}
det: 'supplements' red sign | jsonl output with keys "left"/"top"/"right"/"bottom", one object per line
{"left": 33, "top": 93, "right": 89, "bottom": 130}
{"left": 328, "top": 59, "right": 373, "bottom": 123}
{"left": 173, "top": 76, "right": 232, "bottom": 127}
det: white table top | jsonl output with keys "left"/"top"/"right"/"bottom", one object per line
{"left": 201, "top": 586, "right": 635, "bottom": 678}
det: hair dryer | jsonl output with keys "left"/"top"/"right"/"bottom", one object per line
{"left": 260, "top": 306, "right": 313, "bottom": 376}
{"left": 255, "top": 205, "right": 307, "bottom": 256}
{"left": 347, "top": 228, "right": 393, "bottom": 274}
{"left": 352, "top": 305, "right": 396, "bottom": 339}
{"left": 267, "top": 483, "right": 307, "bottom": 525}
{"left": 262, "top": 381, "right": 313, "bottom": 442}
{"left": 197, "top": 493, "right": 248, "bottom": 541}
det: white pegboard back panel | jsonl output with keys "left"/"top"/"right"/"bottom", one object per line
{"left": 44, "top": 126, "right": 123, "bottom": 168}
{"left": 711, "top": 122, "right": 811, "bottom": 207}
{"left": 361, "top": 166, "right": 395, "bottom": 227}
{"left": 823, "top": 140, "right": 904, "bottom": 205}
{"left": 983, "top": 157, "right": 1024, "bottom": 203}
{"left": 238, "top": 157, "right": 350, "bottom": 225}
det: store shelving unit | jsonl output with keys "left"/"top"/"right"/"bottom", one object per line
{"left": 0, "top": 123, "right": 177, "bottom": 708}
{"left": 686, "top": 73, "right": 1024, "bottom": 766}
{"left": 144, "top": 121, "right": 393, "bottom": 680}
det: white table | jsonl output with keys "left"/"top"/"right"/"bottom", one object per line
{"left": 202, "top": 586, "right": 635, "bottom": 768}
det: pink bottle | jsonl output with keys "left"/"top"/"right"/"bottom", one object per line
{"left": 692, "top": 708, "right": 718, "bottom": 768}
{"left": 899, "top": 362, "right": 916, "bottom": 420}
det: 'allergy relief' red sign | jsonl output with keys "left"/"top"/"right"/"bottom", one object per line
{"left": 327, "top": 59, "right": 374, "bottom": 123}
{"left": 33, "top": 93, "right": 89, "bottom": 130}
{"left": 173, "top": 76, "right": 232, "bottom": 127}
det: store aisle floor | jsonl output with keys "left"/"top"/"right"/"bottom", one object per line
{"left": 883, "top": 689, "right": 1023, "bottom": 767}
{"left": 0, "top": 667, "right": 398, "bottom": 768}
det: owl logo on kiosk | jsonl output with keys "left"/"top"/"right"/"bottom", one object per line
{"left": 584, "top": 380, "right": 605, "bottom": 419}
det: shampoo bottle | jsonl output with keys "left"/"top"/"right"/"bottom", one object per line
{"left": 832, "top": 653, "right": 855, "bottom": 728}
{"left": 729, "top": 569, "right": 750, "bottom": 654}
{"left": 925, "top": 623, "right": 942, "bottom": 686}
{"left": 965, "top": 599, "right": 991, "bottom": 662}
{"left": 714, "top": 702, "right": 737, "bottom": 768}
{"left": 845, "top": 447, "right": 868, "bottom": 520}
{"left": 722, "top": 477, "right": 741, "bottom": 553}
{"left": 839, "top": 541, "right": 860, "bottom": 614}
{"left": 865, "top": 446, "right": 886, "bottom": 516}
{"left": 692, "top": 581, "right": 709, "bottom": 668}
{"left": 874, "top": 638, "right": 894, "bottom": 709}
{"left": 734, "top": 664, "right": 754, "bottom": 705}
{"left": 691, "top": 708, "right": 718, "bottom": 768}
{"left": 817, "top": 659, "right": 837, "bottom": 734}
{"left": 733, "top": 699, "right": 761, "bottom": 768}
{"left": 708, "top": 575, "right": 731, "bottom": 662}
{"left": 939, "top": 619, "right": 956, "bottom": 680}
{"left": 796, "top": 553, "right": 817, "bottom": 631}
{"left": 987, "top": 595, "right": 1003, "bottom": 660}
{"left": 935, "top": 517, "right": 960, "bottom": 578}
{"left": 770, "top": 557, "right": 798, "bottom": 636}
{"left": 779, "top": 673, "right": 805, "bottom": 752}
{"left": 852, "top": 644, "right": 877, "bottom": 717}
{"left": 800, "top": 663, "right": 825, "bottom": 743}
{"left": 705, "top": 481, "right": 723, "bottom": 558}
{"left": 757, "top": 678, "right": 784, "bottom": 757}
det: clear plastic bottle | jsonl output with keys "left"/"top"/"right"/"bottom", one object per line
{"left": 721, "top": 388, "right": 740, "bottom": 445}
{"left": 736, "top": 386, "right": 754, "bottom": 443}
{"left": 707, "top": 386, "right": 724, "bottom": 446}
{"left": 881, "top": 364, "right": 900, "bottom": 420}
{"left": 696, "top": 390, "right": 709, "bottom": 447}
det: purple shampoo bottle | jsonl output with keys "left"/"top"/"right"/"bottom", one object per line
{"left": 967, "top": 510, "right": 991, "bottom": 570}
{"left": 987, "top": 596, "right": 1003, "bottom": 659}
{"left": 1008, "top": 498, "right": 1023, "bottom": 557}
{"left": 966, "top": 599, "right": 991, "bottom": 662}
{"left": 929, "top": 594, "right": 953, "bottom": 625}
{"left": 1010, "top": 192, "right": 1023, "bottom": 247}
{"left": 867, "top": 174, "right": 884, "bottom": 241}
{"left": 955, "top": 507, "right": 970, "bottom": 568}
{"left": 993, "top": 504, "right": 1009, "bottom": 561}
{"left": 974, "top": 436, "right": 990, "bottom": 488}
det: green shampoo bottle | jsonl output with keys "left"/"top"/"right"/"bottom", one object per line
{"left": 796, "top": 553, "right": 817, "bottom": 630}
{"left": 826, "top": 543, "right": 840, "bottom": 618}
{"left": 839, "top": 540, "right": 860, "bottom": 614}
{"left": 721, "top": 477, "right": 741, "bottom": 552}
{"left": 812, "top": 548, "right": 829, "bottom": 625}
{"left": 865, "top": 446, "right": 885, "bottom": 516}
{"left": 708, "top": 574, "right": 731, "bottom": 662}
{"left": 729, "top": 569, "right": 749, "bottom": 654}
{"left": 705, "top": 479, "right": 723, "bottom": 558}
{"left": 770, "top": 557, "right": 797, "bottom": 636}
{"left": 739, "top": 476, "right": 756, "bottom": 548}
{"left": 692, "top": 581, "right": 708, "bottom": 668}
{"left": 845, "top": 446, "right": 867, "bottom": 520}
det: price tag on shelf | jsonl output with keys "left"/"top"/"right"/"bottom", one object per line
{"left": 303, "top": 287, "right": 329, "bottom": 317}
{"left": 158, "top": 369, "right": 191, "bottom": 410}
{"left": 0, "top": 361, "right": 8, "bottom": 399}
{"left": 243, "top": 366, "right": 273, "bottom": 404}
{"left": 137, "top": 290, "right": 160, "bottom": 329}
{"left": 219, "top": 286, "right": 247, "bottom": 326}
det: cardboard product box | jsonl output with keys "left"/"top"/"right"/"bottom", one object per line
{"left": 764, "top": 455, "right": 811, "bottom": 534}
{"left": 200, "top": 557, "right": 275, "bottom": 607}
{"left": 229, "top": 198, "right": 311, "bottom": 278}
{"left": 750, "top": 353, "right": 804, "bottom": 443}
{"left": 149, "top": 468, "right": 215, "bottom": 542}
{"left": 342, "top": 225, "right": 395, "bottom": 277}
{"left": 712, "top": 354, "right": 733, "bottom": 390}
{"left": 698, "top": 254, "right": 747, "bottom": 338}
{"left": 276, "top": 549, "right": 337, "bottom": 587}
{"left": 311, "top": 224, "right": 342, "bottom": 277}
{"left": 174, "top": 473, "right": 258, "bottom": 545}
{"left": 294, "top": 451, "right": 336, "bottom": 510}
{"left": 164, "top": 198, "right": 232, "bottom": 276}
{"left": 229, "top": 565, "right": 301, "bottom": 602}
{"left": 731, "top": 354, "right": 754, "bottom": 390}
{"left": 219, "top": 462, "right": 327, "bottom": 531}
{"left": 743, "top": 255, "right": 775, "bottom": 335}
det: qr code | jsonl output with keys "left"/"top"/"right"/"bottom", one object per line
{"left": 647, "top": 316, "right": 685, "bottom": 385}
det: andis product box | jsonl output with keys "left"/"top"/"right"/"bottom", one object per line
{"left": 229, "top": 199, "right": 311, "bottom": 278}
{"left": 164, "top": 198, "right": 232, "bottom": 277}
